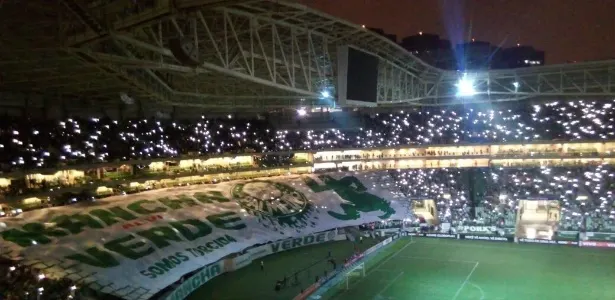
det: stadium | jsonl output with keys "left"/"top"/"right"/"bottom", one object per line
{"left": 1, "top": 1, "right": 615, "bottom": 300}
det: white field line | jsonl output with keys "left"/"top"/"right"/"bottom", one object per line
{"left": 363, "top": 239, "right": 416, "bottom": 274}
{"left": 330, "top": 239, "right": 416, "bottom": 299}
{"left": 374, "top": 271, "right": 404, "bottom": 299}
{"left": 469, "top": 282, "right": 486, "bottom": 300}
{"left": 398, "top": 255, "right": 478, "bottom": 264}
{"left": 452, "top": 261, "right": 480, "bottom": 300}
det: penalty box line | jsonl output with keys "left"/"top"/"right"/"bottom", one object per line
{"left": 374, "top": 271, "right": 404, "bottom": 299}
{"left": 330, "top": 239, "right": 417, "bottom": 300}
{"left": 452, "top": 261, "right": 480, "bottom": 300}
{"left": 377, "top": 256, "right": 482, "bottom": 299}
{"left": 397, "top": 255, "right": 478, "bottom": 265}
{"left": 363, "top": 238, "right": 416, "bottom": 276}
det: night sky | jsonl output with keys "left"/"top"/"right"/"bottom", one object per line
{"left": 300, "top": 0, "right": 615, "bottom": 64}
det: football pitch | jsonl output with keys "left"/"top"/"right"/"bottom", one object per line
{"left": 188, "top": 237, "right": 615, "bottom": 300}
{"left": 326, "top": 237, "right": 615, "bottom": 300}
{"left": 188, "top": 238, "right": 381, "bottom": 300}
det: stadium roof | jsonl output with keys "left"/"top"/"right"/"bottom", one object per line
{"left": 1, "top": 0, "right": 615, "bottom": 113}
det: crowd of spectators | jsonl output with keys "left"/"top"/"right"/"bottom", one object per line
{"left": 0, "top": 116, "right": 274, "bottom": 172}
{"left": 485, "top": 165, "right": 615, "bottom": 233}
{"left": 363, "top": 166, "right": 615, "bottom": 234}
{"left": 1, "top": 100, "right": 615, "bottom": 299}
{"left": 0, "top": 258, "right": 83, "bottom": 300}
{"left": 0, "top": 100, "right": 614, "bottom": 172}
{"left": 383, "top": 169, "right": 471, "bottom": 226}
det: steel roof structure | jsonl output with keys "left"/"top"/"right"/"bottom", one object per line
{"left": 1, "top": 0, "right": 615, "bottom": 112}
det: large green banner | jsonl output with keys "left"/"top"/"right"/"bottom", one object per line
{"left": 0, "top": 173, "right": 403, "bottom": 300}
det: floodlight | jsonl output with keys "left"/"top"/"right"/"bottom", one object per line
{"left": 297, "top": 108, "right": 307, "bottom": 116}
{"left": 455, "top": 76, "right": 476, "bottom": 97}
{"left": 320, "top": 90, "right": 331, "bottom": 98}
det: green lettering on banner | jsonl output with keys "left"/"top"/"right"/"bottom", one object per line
{"left": 193, "top": 191, "right": 230, "bottom": 203}
{"left": 159, "top": 195, "right": 199, "bottom": 210}
{"left": 316, "top": 232, "right": 326, "bottom": 243}
{"left": 304, "top": 235, "right": 315, "bottom": 245}
{"left": 0, "top": 175, "right": 373, "bottom": 298}
{"left": 176, "top": 251, "right": 190, "bottom": 261}
{"left": 1, "top": 226, "right": 53, "bottom": 247}
{"left": 269, "top": 231, "right": 334, "bottom": 253}
{"left": 150, "top": 266, "right": 165, "bottom": 275}
{"left": 206, "top": 212, "right": 246, "bottom": 230}
{"left": 214, "top": 237, "right": 227, "bottom": 247}
{"left": 1, "top": 221, "right": 72, "bottom": 247}
{"left": 182, "top": 283, "right": 192, "bottom": 299}
{"left": 169, "top": 255, "right": 182, "bottom": 265}
{"left": 205, "top": 242, "right": 218, "bottom": 250}
{"left": 282, "top": 239, "right": 292, "bottom": 250}
{"left": 209, "top": 264, "right": 221, "bottom": 277}
{"left": 65, "top": 247, "right": 120, "bottom": 268}
{"left": 51, "top": 214, "right": 104, "bottom": 234}
{"left": 223, "top": 234, "right": 237, "bottom": 243}
{"left": 24, "top": 222, "right": 69, "bottom": 238}
{"left": 89, "top": 207, "right": 137, "bottom": 226}
{"left": 166, "top": 262, "right": 222, "bottom": 300}
{"left": 271, "top": 242, "right": 281, "bottom": 253}
{"left": 127, "top": 200, "right": 167, "bottom": 215}
{"left": 190, "top": 274, "right": 201, "bottom": 293}
{"left": 105, "top": 235, "right": 154, "bottom": 260}
{"left": 170, "top": 219, "right": 212, "bottom": 241}
{"left": 154, "top": 258, "right": 177, "bottom": 273}
{"left": 137, "top": 226, "right": 182, "bottom": 249}
{"left": 139, "top": 251, "right": 193, "bottom": 279}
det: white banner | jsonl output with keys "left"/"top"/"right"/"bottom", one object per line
{"left": 165, "top": 230, "right": 345, "bottom": 300}
{"left": 579, "top": 241, "right": 615, "bottom": 248}
{"left": 363, "top": 236, "right": 393, "bottom": 257}
{"left": 0, "top": 173, "right": 404, "bottom": 300}
{"left": 455, "top": 225, "right": 498, "bottom": 234}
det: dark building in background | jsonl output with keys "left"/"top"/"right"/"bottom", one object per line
{"left": 400, "top": 32, "right": 442, "bottom": 51}
{"left": 493, "top": 46, "right": 545, "bottom": 69}
{"left": 368, "top": 27, "right": 397, "bottom": 43}
{"left": 456, "top": 40, "right": 497, "bottom": 70}
{"left": 363, "top": 29, "right": 545, "bottom": 70}
{"left": 400, "top": 33, "right": 456, "bottom": 70}
{"left": 398, "top": 32, "right": 545, "bottom": 70}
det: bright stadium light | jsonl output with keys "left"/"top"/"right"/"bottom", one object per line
{"left": 297, "top": 107, "right": 307, "bottom": 116}
{"left": 320, "top": 90, "right": 331, "bottom": 98}
{"left": 455, "top": 74, "right": 476, "bottom": 97}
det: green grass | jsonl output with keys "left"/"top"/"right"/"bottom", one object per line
{"left": 188, "top": 238, "right": 381, "bottom": 300}
{"left": 188, "top": 237, "right": 615, "bottom": 300}
{"left": 327, "top": 237, "right": 615, "bottom": 300}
